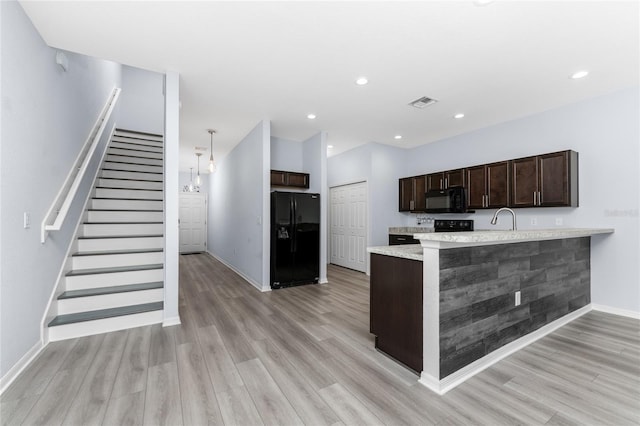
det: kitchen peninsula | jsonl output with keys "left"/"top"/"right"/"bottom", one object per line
{"left": 368, "top": 228, "right": 614, "bottom": 394}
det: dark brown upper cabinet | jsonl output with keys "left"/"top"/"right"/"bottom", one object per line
{"left": 511, "top": 150, "right": 578, "bottom": 207}
{"left": 270, "top": 170, "right": 310, "bottom": 189}
{"left": 466, "top": 161, "right": 510, "bottom": 209}
{"left": 426, "top": 169, "right": 465, "bottom": 191}
{"left": 399, "top": 175, "right": 426, "bottom": 212}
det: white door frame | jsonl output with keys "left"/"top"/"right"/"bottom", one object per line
{"left": 329, "top": 180, "right": 370, "bottom": 274}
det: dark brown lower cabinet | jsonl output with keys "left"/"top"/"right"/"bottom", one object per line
{"left": 370, "top": 254, "right": 423, "bottom": 373}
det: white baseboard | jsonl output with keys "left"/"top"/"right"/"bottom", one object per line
{"left": 0, "top": 340, "right": 45, "bottom": 395}
{"left": 592, "top": 304, "right": 640, "bottom": 319}
{"left": 163, "top": 316, "right": 182, "bottom": 327}
{"left": 419, "top": 304, "right": 592, "bottom": 395}
{"left": 206, "top": 251, "right": 271, "bottom": 292}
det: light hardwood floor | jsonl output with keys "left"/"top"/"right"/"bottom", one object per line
{"left": 2, "top": 253, "right": 639, "bottom": 425}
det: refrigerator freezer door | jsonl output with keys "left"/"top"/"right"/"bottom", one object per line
{"left": 271, "top": 192, "right": 294, "bottom": 287}
{"left": 292, "top": 193, "right": 320, "bottom": 283}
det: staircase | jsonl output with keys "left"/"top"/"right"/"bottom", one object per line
{"left": 48, "top": 129, "right": 165, "bottom": 341}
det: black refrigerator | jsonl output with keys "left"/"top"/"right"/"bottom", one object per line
{"left": 271, "top": 191, "right": 320, "bottom": 289}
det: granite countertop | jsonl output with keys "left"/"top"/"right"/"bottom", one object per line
{"left": 369, "top": 228, "right": 614, "bottom": 260}
{"left": 413, "top": 228, "right": 614, "bottom": 244}
{"left": 367, "top": 244, "right": 423, "bottom": 261}
{"left": 388, "top": 227, "right": 434, "bottom": 236}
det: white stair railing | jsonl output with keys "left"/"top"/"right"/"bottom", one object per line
{"left": 41, "top": 87, "right": 121, "bottom": 243}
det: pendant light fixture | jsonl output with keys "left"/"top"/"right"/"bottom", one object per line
{"left": 207, "top": 129, "right": 216, "bottom": 173}
{"left": 195, "top": 153, "right": 202, "bottom": 185}
{"left": 188, "top": 167, "right": 195, "bottom": 192}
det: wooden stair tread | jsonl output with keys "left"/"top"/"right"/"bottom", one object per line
{"left": 58, "top": 282, "right": 164, "bottom": 299}
{"left": 83, "top": 222, "right": 164, "bottom": 225}
{"left": 72, "top": 248, "right": 164, "bottom": 257}
{"left": 48, "top": 302, "right": 163, "bottom": 327}
{"left": 95, "top": 186, "right": 163, "bottom": 191}
{"left": 77, "top": 234, "right": 163, "bottom": 240}
{"left": 66, "top": 263, "right": 163, "bottom": 277}
{"left": 115, "top": 128, "right": 163, "bottom": 138}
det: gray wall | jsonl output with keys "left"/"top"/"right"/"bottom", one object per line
{"left": 327, "top": 143, "right": 406, "bottom": 247}
{"left": 118, "top": 65, "right": 164, "bottom": 135}
{"left": 208, "top": 121, "right": 270, "bottom": 290}
{"left": 271, "top": 136, "right": 303, "bottom": 172}
{"left": 0, "top": 1, "right": 122, "bottom": 377}
{"left": 327, "top": 87, "right": 640, "bottom": 314}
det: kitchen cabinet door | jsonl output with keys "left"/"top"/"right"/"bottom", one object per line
{"left": 427, "top": 169, "right": 465, "bottom": 190}
{"left": 539, "top": 151, "right": 577, "bottom": 206}
{"left": 511, "top": 156, "right": 538, "bottom": 207}
{"left": 287, "top": 172, "right": 309, "bottom": 188}
{"left": 510, "top": 151, "right": 578, "bottom": 208}
{"left": 413, "top": 175, "right": 426, "bottom": 211}
{"left": 466, "top": 165, "right": 487, "bottom": 209}
{"left": 399, "top": 176, "right": 426, "bottom": 212}
{"left": 426, "top": 172, "right": 444, "bottom": 191}
{"left": 370, "top": 253, "right": 423, "bottom": 373}
{"left": 486, "top": 161, "right": 510, "bottom": 208}
{"left": 445, "top": 168, "right": 465, "bottom": 188}
{"left": 270, "top": 170, "right": 287, "bottom": 186}
{"left": 399, "top": 178, "right": 413, "bottom": 211}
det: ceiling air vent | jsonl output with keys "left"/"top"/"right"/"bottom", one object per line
{"left": 409, "top": 96, "right": 438, "bottom": 109}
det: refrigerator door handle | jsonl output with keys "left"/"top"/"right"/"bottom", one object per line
{"left": 292, "top": 198, "right": 298, "bottom": 253}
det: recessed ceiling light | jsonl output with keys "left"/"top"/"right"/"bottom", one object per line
{"left": 327, "top": 145, "right": 334, "bottom": 149}
{"left": 394, "top": 135, "right": 402, "bottom": 140}
{"left": 570, "top": 70, "right": 589, "bottom": 79}
{"left": 307, "top": 114, "right": 316, "bottom": 119}
{"left": 355, "top": 77, "right": 368, "bottom": 85}
{"left": 454, "top": 113, "right": 465, "bottom": 119}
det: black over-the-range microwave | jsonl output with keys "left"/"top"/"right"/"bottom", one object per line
{"left": 424, "top": 186, "right": 467, "bottom": 213}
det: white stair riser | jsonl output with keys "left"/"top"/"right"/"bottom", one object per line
{"left": 81, "top": 223, "right": 163, "bottom": 238}
{"left": 110, "top": 141, "right": 163, "bottom": 153}
{"left": 108, "top": 147, "right": 163, "bottom": 160}
{"left": 66, "top": 268, "right": 164, "bottom": 290}
{"left": 103, "top": 162, "right": 163, "bottom": 173}
{"left": 48, "top": 310, "right": 163, "bottom": 341}
{"left": 77, "top": 236, "right": 164, "bottom": 252}
{"left": 106, "top": 155, "right": 163, "bottom": 166}
{"left": 57, "top": 289, "right": 164, "bottom": 315}
{"left": 87, "top": 210, "right": 163, "bottom": 223}
{"left": 97, "top": 178, "right": 163, "bottom": 190}
{"left": 72, "top": 252, "right": 164, "bottom": 270}
{"left": 91, "top": 199, "right": 163, "bottom": 210}
{"left": 100, "top": 170, "right": 163, "bottom": 181}
{"left": 95, "top": 188, "right": 163, "bottom": 200}
{"left": 113, "top": 133, "right": 163, "bottom": 143}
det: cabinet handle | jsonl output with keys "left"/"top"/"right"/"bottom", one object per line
{"left": 440, "top": 178, "right": 443, "bottom": 190}
{"left": 410, "top": 200, "right": 415, "bottom": 210}
{"left": 538, "top": 191, "right": 541, "bottom": 205}
{"left": 397, "top": 237, "right": 406, "bottom": 241}
{"left": 533, "top": 192, "right": 537, "bottom": 206}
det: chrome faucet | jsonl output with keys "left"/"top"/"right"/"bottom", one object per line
{"left": 490, "top": 207, "right": 517, "bottom": 231}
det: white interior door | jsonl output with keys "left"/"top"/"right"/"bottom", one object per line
{"left": 179, "top": 193, "right": 207, "bottom": 253}
{"left": 330, "top": 182, "right": 367, "bottom": 272}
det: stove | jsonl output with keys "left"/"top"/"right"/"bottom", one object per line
{"left": 433, "top": 219, "right": 474, "bottom": 232}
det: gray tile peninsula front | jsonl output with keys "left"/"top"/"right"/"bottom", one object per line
{"left": 367, "top": 228, "right": 614, "bottom": 394}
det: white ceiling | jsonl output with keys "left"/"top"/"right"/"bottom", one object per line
{"left": 20, "top": 1, "right": 640, "bottom": 172}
